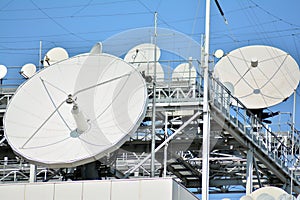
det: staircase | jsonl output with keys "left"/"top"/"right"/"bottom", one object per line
{"left": 209, "top": 75, "right": 300, "bottom": 193}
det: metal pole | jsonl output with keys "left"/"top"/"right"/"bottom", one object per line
{"left": 163, "top": 112, "right": 168, "bottom": 177}
{"left": 29, "top": 164, "right": 37, "bottom": 183}
{"left": 151, "top": 12, "right": 158, "bottom": 178}
{"left": 202, "top": 0, "right": 211, "bottom": 199}
{"left": 39, "top": 41, "right": 42, "bottom": 70}
{"left": 246, "top": 149, "right": 253, "bottom": 195}
{"left": 188, "top": 57, "right": 192, "bottom": 86}
{"left": 291, "top": 90, "right": 296, "bottom": 195}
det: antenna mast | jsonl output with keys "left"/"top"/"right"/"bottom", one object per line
{"left": 202, "top": 0, "right": 211, "bottom": 199}
{"left": 151, "top": 11, "right": 158, "bottom": 178}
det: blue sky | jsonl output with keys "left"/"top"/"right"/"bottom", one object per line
{"left": 0, "top": 0, "right": 299, "bottom": 150}
{"left": 2, "top": 0, "right": 298, "bottom": 129}
{"left": 0, "top": 0, "right": 299, "bottom": 146}
{"left": 1, "top": 0, "right": 300, "bottom": 66}
{"left": 0, "top": 0, "right": 299, "bottom": 198}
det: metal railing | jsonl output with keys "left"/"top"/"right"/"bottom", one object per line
{"left": 209, "top": 74, "right": 300, "bottom": 183}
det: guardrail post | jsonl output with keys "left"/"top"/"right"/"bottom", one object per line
{"left": 246, "top": 149, "right": 254, "bottom": 195}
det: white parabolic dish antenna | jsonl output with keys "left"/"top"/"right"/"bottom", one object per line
{"left": 124, "top": 43, "right": 164, "bottom": 80}
{"left": 124, "top": 43, "right": 161, "bottom": 63}
{"left": 43, "top": 47, "right": 69, "bottom": 67}
{"left": 20, "top": 63, "right": 36, "bottom": 78}
{"left": 0, "top": 64, "right": 8, "bottom": 79}
{"left": 172, "top": 63, "right": 197, "bottom": 83}
{"left": 4, "top": 53, "right": 148, "bottom": 168}
{"left": 214, "top": 45, "right": 300, "bottom": 109}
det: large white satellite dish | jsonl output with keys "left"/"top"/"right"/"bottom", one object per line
{"left": 214, "top": 45, "right": 300, "bottom": 109}
{"left": 0, "top": 64, "right": 8, "bottom": 79}
{"left": 4, "top": 53, "right": 148, "bottom": 168}
{"left": 124, "top": 43, "right": 161, "bottom": 63}
{"left": 172, "top": 63, "right": 197, "bottom": 84}
{"left": 43, "top": 47, "right": 69, "bottom": 67}
{"left": 20, "top": 63, "right": 36, "bottom": 79}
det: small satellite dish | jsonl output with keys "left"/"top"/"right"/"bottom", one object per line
{"left": 0, "top": 65, "right": 8, "bottom": 79}
{"left": 4, "top": 53, "right": 148, "bottom": 168}
{"left": 214, "top": 45, "right": 300, "bottom": 109}
{"left": 124, "top": 43, "right": 161, "bottom": 63}
{"left": 43, "top": 47, "right": 69, "bottom": 67}
{"left": 20, "top": 63, "right": 36, "bottom": 79}
{"left": 214, "top": 49, "right": 224, "bottom": 58}
{"left": 172, "top": 63, "right": 197, "bottom": 84}
{"left": 90, "top": 42, "right": 102, "bottom": 55}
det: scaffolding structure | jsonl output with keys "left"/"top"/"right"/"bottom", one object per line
{"left": 0, "top": 58, "right": 299, "bottom": 196}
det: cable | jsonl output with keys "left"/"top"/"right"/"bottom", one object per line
{"left": 0, "top": 0, "right": 14, "bottom": 11}
{"left": 71, "top": 0, "right": 93, "bottom": 16}
{"left": 1, "top": 0, "right": 136, "bottom": 12}
{"left": 155, "top": 0, "right": 163, "bottom": 11}
{"left": 191, "top": 0, "right": 201, "bottom": 38}
{"left": 153, "top": 4, "right": 255, "bottom": 27}
{"left": 136, "top": 0, "right": 178, "bottom": 31}
{"left": 136, "top": 0, "right": 153, "bottom": 14}
{"left": 209, "top": 32, "right": 300, "bottom": 46}
{"left": 212, "top": 27, "right": 300, "bottom": 38}
{"left": 0, "top": 27, "right": 131, "bottom": 40}
{"left": 214, "top": 0, "right": 228, "bottom": 24}
{"left": 292, "top": 35, "right": 300, "bottom": 61}
{"left": 249, "top": 0, "right": 300, "bottom": 28}
{"left": 0, "top": 52, "right": 37, "bottom": 56}
{"left": 0, "top": 11, "right": 150, "bottom": 21}
{"left": 240, "top": 1, "right": 273, "bottom": 46}
{"left": 30, "top": 0, "right": 90, "bottom": 42}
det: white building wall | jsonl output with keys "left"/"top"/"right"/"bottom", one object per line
{"left": 0, "top": 178, "right": 198, "bottom": 200}
{"left": 25, "top": 183, "right": 54, "bottom": 200}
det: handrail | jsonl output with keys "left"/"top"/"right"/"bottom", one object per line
{"left": 209, "top": 74, "right": 300, "bottom": 182}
